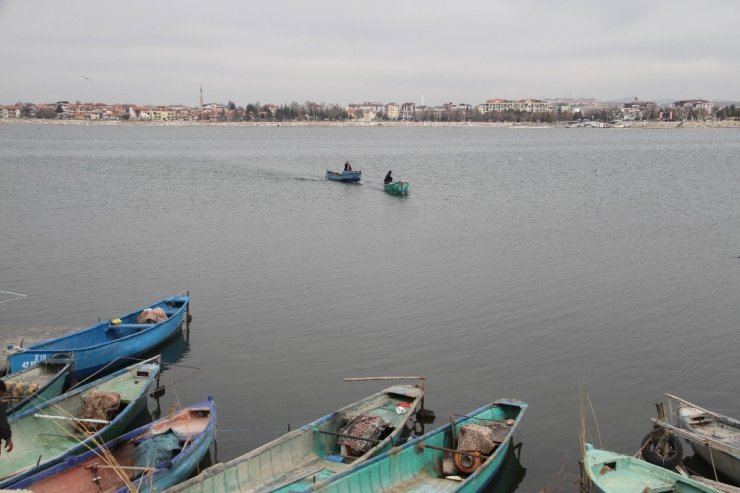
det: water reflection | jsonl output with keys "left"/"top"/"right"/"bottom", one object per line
{"left": 682, "top": 453, "right": 736, "bottom": 486}
{"left": 482, "top": 441, "right": 527, "bottom": 492}
{"left": 158, "top": 329, "right": 191, "bottom": 367}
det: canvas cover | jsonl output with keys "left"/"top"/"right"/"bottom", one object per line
{"left": 133, "top": 429, "right": 181, "bottom": 468}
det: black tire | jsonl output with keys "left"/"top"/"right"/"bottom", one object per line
{"left": 641, "top": 432, "right": 683, "bottom": 469}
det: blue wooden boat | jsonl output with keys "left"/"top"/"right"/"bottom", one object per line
{"left": 0, "top": 356, "right": 161, "bottom": 488}
{"left": 309, "top": 398, "right": 527, "bottom": 493}
{"left": 165, "top": 384, "right": 425, "bottom": 493}
{"left": 582, "top": 443, "right": 721, "bottom": 492}
{"left": 9, "top": 396, "right": 216, "bottom": 493}
{"left": 2, "top": 353, "right": 72, "bottom": 417}
{"left": 326, "top": 170, "right": 362, "bottom": 182}
{"left": 6, "top": 295, "right": 189, "bottom": 379}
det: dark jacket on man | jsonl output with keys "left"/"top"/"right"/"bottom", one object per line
{"left": 0, "top": 401, "right": 11, "bottom": 441}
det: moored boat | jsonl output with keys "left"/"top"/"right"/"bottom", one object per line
{"left": 9, "top": 396, "right": 216, "bottom": 493}
{"left": 383, "top": 180, "right": 409, "bottom": 195}
{"left": 2, "top": 353, "right": 73, "bottom": 417}
{"left": 6, "top": 295, "right": 189, "bottom": 379}
{"left": 663, "top": 394, "right": 740, "bottom": 486}
{"left": 326, "top": 170, "right": 362, "bottom": 182}
{"left": 311, "top": 398, "right": 527, "bottom": 492}
{"left": 164, "top": 384, "right": 425, "bottom": 492}
{"left": 0, "top": 356, "right": 161, "bottom": 488}
{"left": 582, "top": 443, "right": 721, "bottom": 493}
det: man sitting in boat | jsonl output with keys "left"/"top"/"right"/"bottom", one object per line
{"left": 384, "top": 170, "right": 393, "bottom": 184}
{"left": 344, "top": 161, "right": 352, "bottom": 171}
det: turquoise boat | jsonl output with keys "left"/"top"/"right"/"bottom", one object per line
{"left": 309, "top": 398, "right": 527, "bottom": 493}
{"left": 1, "top": 353, "right": 72, "bottom": 417}
{"left": 165, "top": 384, "right": 425, "bottom": 493}
{"left": 582, "top": 443, "right": 721, "bottom": 492}
{"left": 9, "top": 396, "right": 216, "bottom": 493}
{"left": 6, "top": 295, "right": 189, "bottom": 379}
{"left": 383, "top": 180, "right": 409, "bottom": 195}
{"left": 0, "top": 356, "right": 161, "bottom": 488}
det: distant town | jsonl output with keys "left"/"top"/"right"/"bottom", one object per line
{"left": 2, "top": 93, "right": 740, "bottom": 124}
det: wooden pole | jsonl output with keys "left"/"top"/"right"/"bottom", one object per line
{"left": 34, "top": 414, "right": 110, "bottom": 425}
{"left": 344, "top": 376, "right": 425, "bottom": 382}
{"left": 416, "top": 442, "right": 491, "bottom": 460}
{"left": 313, "top": 429, "right": 381, "bottom": 444}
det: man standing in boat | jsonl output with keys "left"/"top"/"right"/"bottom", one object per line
{"left": 0, "top": 381, "right": 14, "bottom": 455}
{"left": 344, "top": 161, "right": 352, "bottom": 171}
{"left": 384, "top": 170, "right": 393, "bottom": 184}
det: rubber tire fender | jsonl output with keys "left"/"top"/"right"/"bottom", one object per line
{"left": 640, "top": 432, "right": 683, "bottom": 469}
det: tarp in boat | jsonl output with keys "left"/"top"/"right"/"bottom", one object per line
{"left": 134, "top": 429, "right": 181, "bottom": 468}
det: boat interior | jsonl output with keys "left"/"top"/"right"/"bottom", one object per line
{"left": 19, "top": 406, "right": 212, "bottom": 493}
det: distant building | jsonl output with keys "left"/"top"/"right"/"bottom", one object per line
{"left": 672, "top": 99, "right": 713, "bottom": 112}
{"left": 400, "top": 102, "right": 416, "bottom": 121}
{"left": 475, "top": 98, "right": 550, "bottom": 114}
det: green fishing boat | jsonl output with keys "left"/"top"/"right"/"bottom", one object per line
{"left": 165, "top": 384, "right": 425, "bottom": 493}
{"left": 2, "top": 353, "right": 72, "bottom": 417}
{"left": 582, "top": 443, "right": 721, "bottom": 493}
{"left": 0, "top": 356, "right": 161, "bottom": 488}
{"left": 383, "top": 180, "right": 409, "bottom": 195}
{"left": 311, "top": 399, "right": 527, "bottom": 493}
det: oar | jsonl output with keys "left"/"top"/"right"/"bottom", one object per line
{"left": 34, "top": 414, "right": 110, "bottom": 425}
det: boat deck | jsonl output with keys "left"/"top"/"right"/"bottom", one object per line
{"left": 269, "top": 458, "right": 347, "bottom": 492}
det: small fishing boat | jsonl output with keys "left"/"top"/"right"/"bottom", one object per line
{"left": 657, "top": 394, "right": 740, "bottom": 485}
{"left": 2, "top": 353, "right": 73, "bottom": 417}
{"left": 6, "top": 295, "right": 189, "bottom": 379}
{"left": 0, "top": 356, "right": 161, "bottom": 488}
{"left": 383, "top": 180, "right": 409, "bottom": 195}
{"left": 312, "top": 399, "right": 527, "bottom": 492}
{"left": 582, "top": 443, "right": 721, "bottom": 493}
{"left": 165, "top": 384, "right": 425, "bottom": 493}
{"left": 326, "top": 170, "right": 362, "bottom": 182}
{"left": 9, "top": 396, "right": 216, "bottom": 493}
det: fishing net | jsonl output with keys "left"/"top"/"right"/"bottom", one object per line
{"left": 4, "top": 381, "right": 40, "bottom": 398}
{"left": 337, "top": 413, "right": 389, "bottom": 456}
{"left": 457, "top": 423, "right": 497, "bottom": 454}
{"left": 79, "top": 391, "right": 121, "bottom": 431}
{"left": 136, "top": 307, "right": 168, "bottom": 324}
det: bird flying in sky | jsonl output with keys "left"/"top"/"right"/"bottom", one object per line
{"left": 81, "top": 75, "right": 92, "bottom": 82}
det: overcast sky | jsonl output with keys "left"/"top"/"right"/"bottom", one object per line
{"left": 2, "top": 1, "right": 739, "bottom": 106}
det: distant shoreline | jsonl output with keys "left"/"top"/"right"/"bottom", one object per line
{"left": 2, "top": 118, "right": 739, "bottom": 129}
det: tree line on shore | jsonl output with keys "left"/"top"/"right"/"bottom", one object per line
{"left": 8, "top": 100, "right": 740, "bottom": 123}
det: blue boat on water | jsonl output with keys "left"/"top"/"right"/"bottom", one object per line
{"left": 310, "top": 398, "right": 528, "bottom": 493}
{"left": 9, "top": 396, "right": 216, "bottom": 493}
{"left": 326, "top": 169, "right": 362, "bottom": 182}
{"left": 6, "top": 295, "right": 189, "bottom": 379}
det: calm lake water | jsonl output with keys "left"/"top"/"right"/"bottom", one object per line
{"left": 1, "top": 123, "right": 739, "bottom": 491}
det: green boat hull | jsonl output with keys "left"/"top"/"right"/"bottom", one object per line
{"left": 165, "top": 384, "right": 425, "bottom": 493}
{"left": 313, "top": 399, "right": 527, "bottom": 493}
{"left": 383, "top": 181, "right": 409, "bottom": 195}
{"left": 2, "top": 354, "right": 72, "bottom": 417}
{"left": 583, "top": 443, "right": 721, "bottom": 493}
